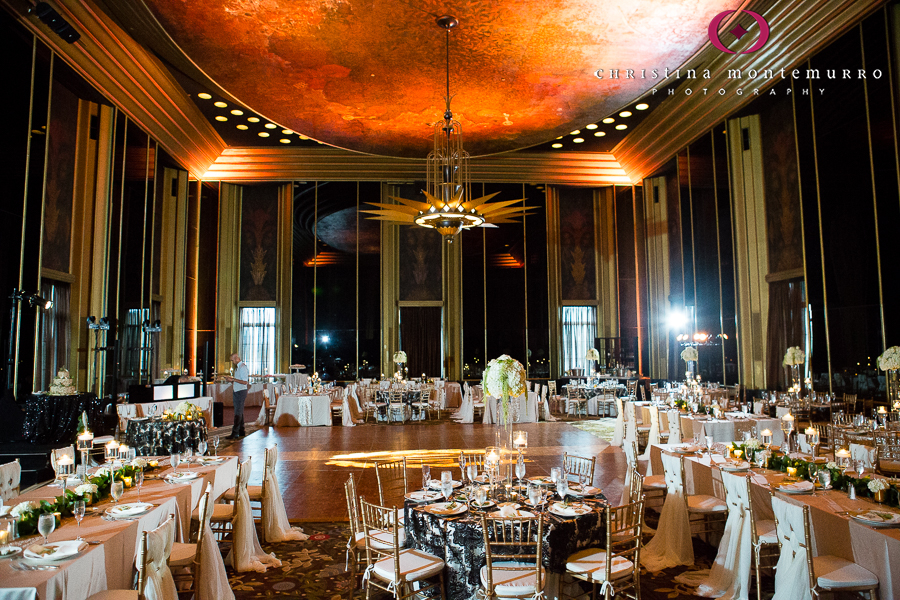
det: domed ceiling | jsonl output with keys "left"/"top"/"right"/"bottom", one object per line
{"left": 140, "top": 0, "right": 743, "bottom": 158}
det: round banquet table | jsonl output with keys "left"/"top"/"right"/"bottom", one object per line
{"left": 23, "top": 392, "right": 103, "bottom": 443}
{"left": 124, "top": 417, "right": 208, "bottom": 455}
{"left": 404, "top": 493, "right": 609, "bottom": 599}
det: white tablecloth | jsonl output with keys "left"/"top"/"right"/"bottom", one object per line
{"left": 677, "top": 414, "right": 784, "bottom": 446}
{"left": 273, "top": 394, "right": 333, "bottom": 426}
{"left": 482, "top": 392, "right": 539, "bottom": 424}
{"left": 209, "top": 382, "right": 273, "bottom": 407}
{"left": 116, "top": 396, "right": 213, "bottom": 430}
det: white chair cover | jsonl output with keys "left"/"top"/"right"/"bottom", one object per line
{"left": 341, "top": 387, "right": 361, "bottom": 426}
{"left": 620, "top": 441, "right": 638, "bottom": 506}
{"left": 667, "top": 410, "right": 683, "bottom": 444}
{"left": 641, "top": 452, "right": 693, "bottom": 572}
{"left": 197, "top": 486, "right": 236, "bottom": 600}
{"left": 0, "top": 460, "right": 21, "bottom": 501}
{"left": 253, "top": 389, "right": 271, "bottom": 426}
{"left": 144, "top": 516, "right": 179, "bottom": 600}
{"left": 640, "top": 406, "right": 661, "bottom": 462}
{"left": 456, "top": 384, "right": 475, "bottom": 423}
{"left": 685, "top": 472, "right": 752, "bottom": 599}
{"left": 771, "top": 497, "right": 813, "bottom": 600}
{"left": 262, "top": 446, "right": 309, "bottom": 542}
{"left": 611, "top": 397, "right": 625, "bottom": 446}
{"left": 624, "top": 402, "right": 638, "bottom": 448}
{"left": 540, "top": 385, "right": 556, "bottom": 421}
{"left": 227, "top": 458, "right": 282, "bottom": 572}
{"left": 850, "top": 443, "right": 876, "bottom": 468}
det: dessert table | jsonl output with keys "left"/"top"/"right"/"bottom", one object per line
{"left": 647, "top": 443, "right": 900, "bottom": 599}
{"left": 124, "top": 417, "right": 208, "bottom": 455}
{"left": 22, "top": 393, "right": 103, "bottom": 444}
{"left": 0, "top": 455, "right": 238, "bottom": 600}
{"left": 273, "top": 394, "right": 333, "bottom": 426}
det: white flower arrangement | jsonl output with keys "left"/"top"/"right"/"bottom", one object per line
{"left": 877, "top": 346, "right": 900, "bottom": 371}
{"left": 681, "top": 347, "right": 698, "bottom": 362}
{"left": 131, "top": 458, "right": 148, "bottom": 469}
{"left": 825, "top": 461, "right": 838, "bottom": 470}
{"left": 482, "top": 355, "right": 527, "bottom": 426}
{"left": 585, "top": 348, "right": 600, "bottom": 361}
{"left": 868, "top": 478, "right": 890, "bottom": 493}
{"left": 172, "top": 401, "right": 202, "bottom": 420}
{"left": 783, "top": 346, "right": 805, "bottom": 366}
{"left": 10, "top": 500, "right": 40, "bottom": 517}
{"left": 744, "top": 438, "right": 760, "bottom": 450}
{"left": 74, "top": 483, "right": 98, "bottom": 496}
{"left": 393, "top": 350, "right": 407, "bottom": 364}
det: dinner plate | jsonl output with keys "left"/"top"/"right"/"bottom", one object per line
{"left": 427, "top": 479, "right": 462, "bottom": 490}
{"left": 491, "top": 508, "right": 535, "bottom": 518}
{"left": 469, "top": 499, "right": 496, "bottom": 510}
{"left": 423, "top": 502, "right": 467, "bottom": 516}
{"left": 165, "top": 471, "right": 200, "bottom": 482}
{"left": 670, "top": 445, "right": 702, "bottom": 454}
{"left": 848, "top": 510, "right": 900, "bottom": 527}
{"left": 549, "top": 502, "right": 593, "bottom": 517}
{"left": 0, "top": 547, "right": 22, "bottom": 559}
{"left": 776, "top": 481, "right": 815, "bottom": 494}
{"left": 405, "top": 490, "right": 443, "bottom": 502}
{"left": 105, "top": 502, "right": 153, "bottom": 518}
{"left": 24, "top": 541, "right": 86, "bottom": 563}
{"left": 473, "top": 474, "right": 491, "bottom": 484}
{"left": 720, "top": 462, "right": 751, "bottom": 472}
{"left": 196, "top": 457, "right": 226, "bottom": 465}
{"left": 566, "top": 484, "right": 602, "bottom": 497}
{"left": 528, "top": 476, "right": 555, "bottom": 486}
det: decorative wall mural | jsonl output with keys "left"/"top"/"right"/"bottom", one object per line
{"left": 42, "top": 81, "right": 77, "bottom": 274}
{"left": 241, "top": 185, "right": 279, "bottom": 301}
{"left": 399, "top": 225, "right": 442, "bottom": 302}
{"left": 559, "top": 188, "right": 597, "bottom": 300}
{"left": 762, "top": 96, "right": 803, "bottom": 274}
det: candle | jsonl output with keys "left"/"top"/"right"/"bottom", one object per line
{"left": 513, "top": 431, "right": 528, "bottom": 450}
{"left": 786, "top": 467, "right": 797, "bottom": 477}
{"left": 0, "top": 529, "right": 8, "bottom": 547}
{"left": 77, "top": 431, "right": 94, "bottom": 450}
{"left": 734, "top": 449, "right": 743, "bottom": 460}
{"left": 122, "top": 476, "right": 132, "bottom": 488}
{"left": 805, "top": 426, "right": 816, "bottom": 436}
{"left": 761, "top": 429, "right": 772, "bottom": 437}
{"left": 149, "top": 460, "right": 158, "bottom": 468}
{"left": 878, "top": 406, "right": 887, "bottom": 414}
{"left": 105, "top": 440, "right": 120, "bottom": 462}
{"left": 836, "top": 448, "right": 851, "bottom": 458}
{"left": 782, "top": 413, "right": 795, "bottom": 422}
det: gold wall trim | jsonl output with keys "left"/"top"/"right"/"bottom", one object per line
{"left": 277, "top": 183, "right": 293, "bottom": 373}
{"left": 202, "top": 148, "right": 629, "bottom": 185}
{"left": 642, "top": 177, "right": 670, "bottom": 379}
{"left": 545, "top": 187, "right": 562, "bottom": 379}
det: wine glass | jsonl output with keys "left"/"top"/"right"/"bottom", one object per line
{"left": 212, "top": 436, "right": 220, "bottom": 456}
{"left": 515, "top": 456, "right": 526, "bottom": 485}
{"left": 111, "top": 481, "right": 124, "bottom": 505}
{"left": 197, "top": 440, "right": 208, "bottom": 458}
{"left": 856, "top": 460, "right": 866, "bottom": 479}
{"left": 73, "top": 500, "right": 86, "bottom": 540}
{"left": 808, "top": 464, "right": 819, "bottom": 496}
{"left": 183, "top": 447, "right": 193, "bottom": 472}
{"left": 705, "top": 436, "right": 713, "bottom": 454}
{"left": 422, "top": 465, "right": 431, "bottom": 491}
{"left": 170, "top": 452, "right": 180, "bottom": 473}
{"left": 557, "top": 477, "right": 569, "bottom": 503}
{"left": 578, "top": 471, "right": 589, "bottom": 494}
{"left": 818, "top": 469, "right": 832, "bottom": 491}
{"left": 134, "top": 470, "right": 144, "bottom": 502}
{"left": 440, "top": 471, "right": 453, "bottom": 503}
{"left": 458, "top": 453, "right": 467, "bottom": 485}
{"left": 528, "top": 483, "right": 541, "bottom": 507}
{"left": 475, "top": 486, "right": 488, "bottom": 507}
{"left": 466, "top": 463, "right": 478, "bottom": 489}
{"left": 38, "top": 514, "right": 55, "bottom": 546}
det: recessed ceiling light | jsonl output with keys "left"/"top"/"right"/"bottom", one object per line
{"left": 197, "top": 93, "right": 212, "bottom": 100}
{"left": 585, "top": 124, "right": 598, "bottom": 130}
{"left": 248, "top": 117, "right": 260, "bottom": 123}
{"left": 215, "top": 116, "right": 227, "bottom": 122}
{"left": 258, "top": 132, "right": 270, "bottom": 137}
{"left": 265, "top": 123, "right": 277, "bottom": 129}
{"left": 619, "top": 111, "right": 632, "bottom": 117}
{"left": 230, "top": 109, "right": 244, "bottom": 116}
{"left": 236, "top": 124, "right": 249, "bottom": 130}
{"left": 280, "top": 138, "right": 291, "bottom": 144}
{"left": 573, "top": 138, "right": 584, "bottom": 143}
{"left": 602, "top": 117, "right": 615, "bottom": 124}
{"left": 570, "top": 130, "right": 580, "bottom": 135}
{"left": 298, "top": 134, "right": 309, "bottom": 140}
{"left": 213, "top": 101, "right": 227, "bottom": 108}
{"left": 594, "top": 131, "right": 606, "bottom": 137}
{"left": 282, "top": 129, "right": 293, "bottom": 135}
{"left": 556, "top": 136, "right": 563, "bottom": 140}
{"left": 635, "top": 103, "right": 649, "bottom": 110}
{"left": 551, "top": 143, "right": 563, "bottom": 148}
{"left": 615, "top": 124, "right": 628, "bottom": 130}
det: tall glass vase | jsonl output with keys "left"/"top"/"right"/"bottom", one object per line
{"left": 495, "top": 392, "right": 514, "bottom": 484}
{"left": 889, "top": 370, "right": 900, "bottom": 410}
{"left": 790, "top": 365, "right": 801, "bottom": 392}
{"left": 686, "top": 360, "right": 697, "bottom": 382}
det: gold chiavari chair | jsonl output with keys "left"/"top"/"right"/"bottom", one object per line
{"left": 563, "top": 453, "right": 596, "bottom": 485}
{"left": 479, "top": 513, "right": 545, "bottom": 600}
{"left": 375, "top": 457, "right": 408, "bottom": 507}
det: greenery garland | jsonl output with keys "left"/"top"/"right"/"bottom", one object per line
{"left": 11, "top": 462, "right": 157, "bottom": 535}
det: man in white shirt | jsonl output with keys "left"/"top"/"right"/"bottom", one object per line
{"left": 225, "top": 353, "right": 250, "bottom": 439}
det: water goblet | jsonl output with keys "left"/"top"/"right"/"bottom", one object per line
{"left": 73, "top": 500, "right": 86, "bottom": 540}
{"left": 183, "top": 447, "right": 193, "bottom": 471}
{"left": 475, "top": 486, "right": 488, "bottom": 507}
{"left": 134, "top": 469, "right": 144, "bottom": 502}
{"left": 440, "top": 471, "right": 453, "bottom": 502}
{"left": 528, "top": 483, "right": 541, "bottom": 507}
{"left": 422, "top": 465, "right": 431, "bottom": 491}
{"left": 705, "top": 436, "right": 713, "bottom": 454}
{"left": 550, "top": 467, "right": 561, "bottom": 486}
{"left": 856, "top": 460, "right": 866, "bottom": 479}
{"left": 808, "top": 464, "right": 819, "bottom": 496}
{"left": 198, "top": 440, "right": 208, "bottom": 457}
{"left": 170, "top": 452, "right": 180, "bottom": 473}
{"left": 111, "top": 481, "right": 124, "bottom": 505}
{"left": 578, "top": 471, "right": 589, "bottom": 494}
{"left": 466, "top": 463, "right": 478, "bottom": 489}
{"left": 755, "top": 451, "right": 767, "bottom": 470}
{"left": 515, "top": 456, "right": 526, "bottom": 484}
{"left": 38, "top": 513, "right": 55, "bottom": 546}
{"left": 557, "top": 477, "right": 569, "bottom": 502}
{"left": 212, "top": 436, "right": 220, "bottom": 456}
{"left": 818, "top": 469, "right": 832, "bottom": 490}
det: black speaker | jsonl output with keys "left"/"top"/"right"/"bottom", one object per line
{"left": 32, "top": 3, "right": 81, "bottom": 43}
{"left": 213, "top": 401, "right": 224, "bottom": 428}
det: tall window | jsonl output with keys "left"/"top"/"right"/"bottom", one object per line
{"left": 240, "top": 307, "right": 275, "bottom": 375}
{"left": 561, "top": 306, "right": 597, "bottom": 374}
{"left": 35, "top": 280, "right": 70, "bottom": 392}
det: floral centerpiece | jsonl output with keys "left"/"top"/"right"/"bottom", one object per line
{"left": 783, "top": 346, "right": 804, "bottom": 366}
{"left": 393, "top": 350, "right": 407, "bottom": 365}
{"left": 309, "top": 371, "right": 323, "bottom": 393}
{"left": 680, "top": 347, "right": 698, "bottom": 362}
{"left": 163, "top": 401, "right": 203, "bottom": 421}
{"left": 482, "top": 354, "right": 526, "bottom": 429}
{"left": 878, "top": 346, "right": 900, "bottom": 408}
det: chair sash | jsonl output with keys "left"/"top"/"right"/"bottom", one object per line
{"left": 667, "top": 410, "right": 683, "bottom": 444}
{"left": 620, "top": 441, "right": 638, "bottom": 506}
{"left": 640, "top": 406, "right": 661, "bottom": 462}
{"left": 0, "top": 460, "right": 21, "bottom": 501}
{"left": 143, "top": 516, "right": 179, "bottom": 600}
{"left": 641, "top": 452, "right": 693, "bottom": 572}
{"left": 624, "top": 402, "right": 638, "bottom": 447}
{"left": 197, "top": 484, "right": 235, "bottom": 600}
{"left": 771, "top": 497, "right": 813, "bottom": 600}
{"left": 227, "top": 458, "right": 282, "bottom": 572}
{"left": 612, "top": 397, "right": 625, "bottom": 446}
{"left": 262, "top": 446, "right": 309, "bottom": 541}
{"left": 850, "top": 442, "right": 876, "bottom": 468}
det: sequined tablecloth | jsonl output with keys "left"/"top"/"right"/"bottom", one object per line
{"left": 124, "top": 417, "right": 207, "bottom": 456}
{"left": 22, "top": 392, "right": 103, "bottom": 443}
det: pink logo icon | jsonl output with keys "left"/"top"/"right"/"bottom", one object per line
{"left": 708, "top": 10, "right": 770, "bottom": 54}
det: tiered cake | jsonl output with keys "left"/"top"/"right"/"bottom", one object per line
{"left": 48, "top": 369, "right": 77, "bottom": 396}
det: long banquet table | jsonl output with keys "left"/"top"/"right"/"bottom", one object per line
{"left": 273, "top": 393, "right": 333, "bottom": 426}
{"left": 648, "top": 443, "right": 900, "bottom": 599}
{"left": 638, "top": 405, "right": 784, "bottom": 446}
{"left": 0, "top": 455, "right": 238, "bottom": 600}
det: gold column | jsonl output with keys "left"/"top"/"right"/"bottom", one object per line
{"left": 215, "top": 182, "right": 242, "bottom": 373}
{"left": 444, "top": 228, "right": 463, "bottom": 380}
{"left": 545, "top": 186, "right": 562, "bottom": 379}
{"left": 380, "top": 184, "right": 400, "bottom": 375}
{"left": 641, "top": 178, "right": 670, "bottom": 379}
{"left": 276, "top": 182, "right": 293, "bottom": 372}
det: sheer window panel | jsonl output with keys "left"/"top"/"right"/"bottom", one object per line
{"left": 35, "top": 280, "right": 71, "bottom": 393}
{"left": 240, "top": 307, "right": 276, "bottom": 375}
{"left": 561, "top": 306, "right": 597, "bottom": 374}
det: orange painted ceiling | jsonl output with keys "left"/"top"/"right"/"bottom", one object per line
{"left": 139, "top": 0, "right": 744, "bottom": 158}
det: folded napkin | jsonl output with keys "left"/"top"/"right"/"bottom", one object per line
{"left": 0, "top": 546, "right": 19, "bottom": 556}
{"left": 751, "top": 474, "right": 769, "bottom": 486}
{"left": 25, "top": 544, "right": 55, "bottom": 556}
{"left": 710, "top": 455, "right": 727, "bottom": 464}
{"left": 0, "top": 506, "right": 10, "bottom": 517}
{"left": 722, "top": 461, "right": 750, "bottom": 469}
{"left": 24, "top": 540, "right": 86, "bottom": 560}
{"left": 496, "top": 504, "right": 521, "bottom": 517}
{"left": 407, "top": 490, "right": 439, "bottom": 501}
{"left": 425, "top": 502, "right": 460, "bottom": 515}
{"left": 779, "top": 480, "right": 814, "bottom": 492}
{"left": 854, "top": 510, "right": 900, "bottom": 523}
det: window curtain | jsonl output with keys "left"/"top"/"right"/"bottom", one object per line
{"left": 561, "top": 306, "right": 597, "bottom": 374}
{"left": 766, "top": 279, "right": 805, "bottom": 390}
{"left": 240, "top": 307, "right": 276, "bottom": 375}
{"left": 399, "top": 307, "right": 442, "bottom": 377}
{"left": 35, "top": 280, "right": 71, "bottom": 393}
{"left": 121, "top": 307, "right": 148, "bottom": 383}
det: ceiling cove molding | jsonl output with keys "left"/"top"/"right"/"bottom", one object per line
{"left": 1, "top": 0, "right": 225, "bottom": 177}
{"left": 202, "top": 149, "right": 631, "bottom": 186}
{"left": 614, "top": 0, "right": 886, "bottom": 182}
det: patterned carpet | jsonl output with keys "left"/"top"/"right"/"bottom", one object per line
{"left": 224, "top": 520, "right": 770, "bottom": 600}
{"left": 569, "top": 417, "right": 618, "bottom": 441}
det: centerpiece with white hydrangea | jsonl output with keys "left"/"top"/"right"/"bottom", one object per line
{"left": 393, "top": 350, "right": 407, "bottom": 365}
{"left": 681, "top": 347, "right": 698, "bottom": 362}
{"left": 482, "top": 354, "right": 527, "bottom": 429}
{"left": 585, "top": 348, "right": 600, "bottom": 361}
{"left": 783, "top": 346, "right": 805, "bottom": 366}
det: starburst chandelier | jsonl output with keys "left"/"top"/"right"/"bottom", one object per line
{"left": 363, "top": 15, "right": 534, "bottom": 242}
